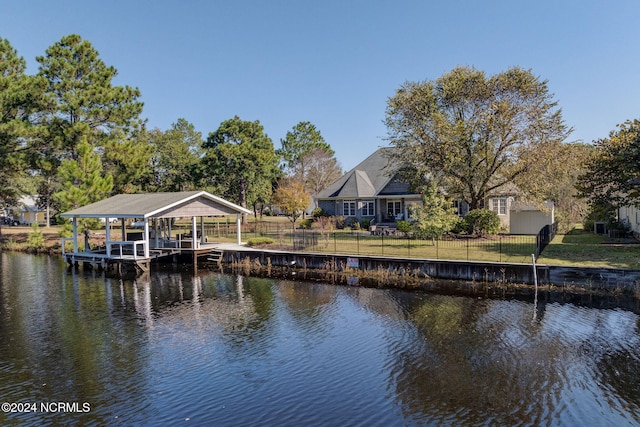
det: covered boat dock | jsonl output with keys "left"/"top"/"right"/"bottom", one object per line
{"left": 60, "top": 191, "right": 252, "bottom": 273}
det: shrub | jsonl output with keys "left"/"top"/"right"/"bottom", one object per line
{"left": 396, "top": 220, "right": 412, "bottom": 234}
{"left": 450, "top": 217, "right": 466, "bottom": 234}
{"left": 298, "top": 219, "right": 313, "bottom": 229}
{"left": 462, "top": 209, "right": 500, "bottom": 235}
{"left": 361, "top": 219, "right": 371, "bottom": 230}
{"left": 27, "top": 223, "right": 45, "bottom": 250}
{"left": 247, "top": 237, "right": 275, "bottom": 247}
{"left": 311, "top": 207, "right": 329, "bottom": 218}
{"left": 334, "top": 216, "right": 346, "bottom": 229}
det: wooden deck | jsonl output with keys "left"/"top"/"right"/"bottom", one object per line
{"left": 63, "top": 242, "right": 224, "bottom": 275}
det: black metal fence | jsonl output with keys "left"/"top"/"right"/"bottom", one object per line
{"left": 535, "top": 221, "right": 558, "bottom": 259}
{"left": 185, "top": 221, "right": 546, "bottom": 264}
{"left": 175, "top": 220, "right": 558, "bottom": 263}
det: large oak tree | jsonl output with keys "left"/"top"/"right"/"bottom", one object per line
{"left": 385, "top": 66, "right": 570, "bottom": 209}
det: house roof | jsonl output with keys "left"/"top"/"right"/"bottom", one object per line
{"left": 316, "top": 148, "right": 401, "bottom": 199}
{"left": 60, "top": 191, "right": 251, "bottom": 219}
{"left": 18, "top": 196, "right": 38, "bottom": 212}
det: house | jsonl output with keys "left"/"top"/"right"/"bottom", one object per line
{"left": 314, "top": 148, "right": 423, "bottom": 226}
{"left": 17, "top": 196, "right": 46, "bottom": 226}
{"left": 618, "top": 178, "right": 640, "bottom": 238}
{"left": 618, "top": 204, "right": 640, "bottom": 237}
{"left": 315, "top": 147, "right": 554, "bottom": 234}
{"left": 508, "top": 200, "right": 555, "bottom": 235}
{"left": 483, "top": 183, "right": 555, "bottom": 234}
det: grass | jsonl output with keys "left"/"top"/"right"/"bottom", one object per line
{"left": 537, "top": 227, "right": 640, "bottom": 269}
{"left": 2, "top": 220, "right": 639, "bottom": 270}
{"left": 302, "top": 232, "right": 536, "bottom": 263}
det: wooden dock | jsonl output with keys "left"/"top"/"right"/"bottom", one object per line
{"left": 63, "top": 244, "right": 224, "bottom": 276}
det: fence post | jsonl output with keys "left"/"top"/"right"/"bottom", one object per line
{"left": 381, "top": 233, "right": 384, "bottom": 256}
{"left": 357, "top": 232, "right": 360, "bottom": 255}
{"left": 334, "top": 232, "right": 337, "bottom": 253}
{"left": 500, "top": 236, "right": 502, "bottom": 263}
{"left": 467, "top": 237, "right": 469, "bottom": 260}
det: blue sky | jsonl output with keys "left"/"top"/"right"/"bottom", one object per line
{"left": 2, "top": 0, "right": 639, "bottom": 170}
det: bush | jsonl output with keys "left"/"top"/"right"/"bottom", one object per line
{"left": 334, "top": 216, "right": 346, "bottom": 229}
{"left": 396, "top": 220, "right": 412, "bottom": 234}
{"left": 462, "top": 209, "right": 500, "bottom": 235}
{"left": 361, "top": 219, "right": 371, "bottom": 230}
{"left": 450, "top": 217, "right": 466, "bottom": 234}
{"left": 247, "top": 237, "right": 275, "bottom": 247}
{"left": 27, "top": 223, "right": 45, "bottom": 250}
{"left": 311, "top": 207, "right": 329, "bottom": 218}
{"left": 298, "top": 219, "right": 313, "bottom": 229}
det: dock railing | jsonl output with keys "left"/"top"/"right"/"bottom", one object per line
{"left": 107, "top": 239, "right": 147, "bottom": 259}
{"left": 61, "top": 237, "right": 75, "bottom": 255}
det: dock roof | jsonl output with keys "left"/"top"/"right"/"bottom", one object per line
{"left": 61, "top": 191, "right": 252, "bottom": 219}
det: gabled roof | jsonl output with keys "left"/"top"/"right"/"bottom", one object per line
{"left": 61, "top": 191, "right": 251, "bottom": 219}
{"left": 18, "top": 196, "right": 39, "bottom": 212}
{"left": 316, "top": 148, "right": 402, "bottom": 199}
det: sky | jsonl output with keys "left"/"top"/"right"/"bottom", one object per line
{"left": 2, "top": 0, "right": 639, "bottom": 171}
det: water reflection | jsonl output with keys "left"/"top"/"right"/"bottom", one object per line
{"left": 1, "top": 253, "right": 640, "bottom": 426}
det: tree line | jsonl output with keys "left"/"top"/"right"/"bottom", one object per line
{"left": 0, "top": 35, "right": 342, "bottom": 227}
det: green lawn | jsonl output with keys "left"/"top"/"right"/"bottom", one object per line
{"left": 537, "top": 232, "right": 640, "bottom": 269}
{"left": 120, "top": 217, "right": 640, "bottom": 269}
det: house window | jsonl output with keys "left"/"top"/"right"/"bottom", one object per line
{"left": 387, "top": 201, "right": 402, "bottom": 219}
{"left": 452, "top": 200, "right": 461, "bottom": 216}
{"left": 491, "top": 198, "right": 507, "bottom": 215}
{"left": 362, "top": 200, "right": 375, "bottom": 216}
{"left": 343, "top": 201, "right": 356, "bottom": 216}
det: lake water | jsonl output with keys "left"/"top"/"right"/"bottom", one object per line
{"left": 1, "top": 252, "right": 640, "bottom": 426}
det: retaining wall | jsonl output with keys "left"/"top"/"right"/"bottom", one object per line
{"left": 221, "top": 249, "right": 640, "bottom": 291}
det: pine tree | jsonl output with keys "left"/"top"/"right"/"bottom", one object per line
{"left": 54, "top": 137, "right": 113, "bottom": 234}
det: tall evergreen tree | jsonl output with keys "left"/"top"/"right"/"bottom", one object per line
{"left": 36, "top": 34, "right": 143, "bottom": 159}
{"left": 35, "top": 34, "right": 143, "bottom": 205}
{"left": 0, "top": 38, "right": 48, "bottom": 203}
{"left": 54, "top": 137, "right": 113, "bottom": 232}
{"left": 149, "top": 118, "right": 203, "bottom": 192}
{"left": 102, "top": 129, "right": 152, "bottom": 193}
{"left": 277, "top": 121, "right": 341, "bottom": 195}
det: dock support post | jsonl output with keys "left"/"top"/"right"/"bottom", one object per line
{"left": 192, "top": 216, "right": 198, "bottom": 249}
{"left": 236, "top": 214, "right": 242, "bottom": 245}
{"left": 72, "top": 218, "right": 78, "bottom": 253}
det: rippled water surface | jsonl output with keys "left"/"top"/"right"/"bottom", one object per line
{"left": 2, "top": 252, "right": 640, "bottom": 426}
